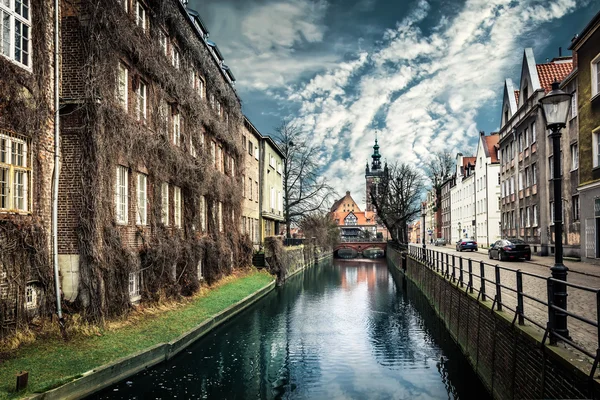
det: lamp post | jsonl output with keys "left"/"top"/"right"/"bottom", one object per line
{"left": 421, "top": 203, "right": 426, "bottom": 259}
{"left": 539, "top": 81, "right": 572, "bottom": 343}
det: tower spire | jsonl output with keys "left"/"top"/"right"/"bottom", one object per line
{"left": 371, "top": 137, "right": 381, "bottom": 171}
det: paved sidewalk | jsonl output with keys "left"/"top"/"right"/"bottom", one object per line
{"left": 431, "top": 244, "right": 600, "bottom": 278}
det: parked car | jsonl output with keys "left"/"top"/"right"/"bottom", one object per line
{"left": 456, "top": 239, "right": 478, "bottom": 252}
{"left": 488, "top": 239, "right": 531, "bottom": 261}
{"left": 434, "top": 238, "right": 447, "bottom": 246}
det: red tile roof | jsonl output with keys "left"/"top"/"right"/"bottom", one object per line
{"left": 462, "top": 157, "right": 476, "bottom": 168}
{"left": 514, "top": 90, "right": 519, "bottom": 105}
{"left": 536, "top": 59, "right": 573, "bottom": 93}
{"left": 483, "top": 134, "right": 500, "bottom": 163}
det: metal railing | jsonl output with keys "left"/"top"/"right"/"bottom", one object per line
{"left": 283, "top": 238, "right": 305, "bottom": 246}
{"left": 405, "top": 244, "right": 600, "bottom": 378}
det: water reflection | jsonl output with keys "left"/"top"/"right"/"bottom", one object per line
{"left": 91, "top": 259, "right": 489, "bottom": 399}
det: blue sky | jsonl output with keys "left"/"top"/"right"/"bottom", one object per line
{"left": 189, "top": 0, "right": 598, "bottom": 208}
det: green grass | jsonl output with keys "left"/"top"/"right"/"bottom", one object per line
{"left": 0, "top": 270, "right": 274, "bottom": 399}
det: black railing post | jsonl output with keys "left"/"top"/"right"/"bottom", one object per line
{"left": 480, "top": 261, "right": 486, "bottom": 302}
{"left": 445, "top": 253, "right": 449, "bottom": 275}
{"left": 459, "top": 257, "right": 464, "bottom": 287}
{"left": 516, "top": 270, "right": 524, "bottom": 325}
{"left": 452, "top": 256, "right": 457, "bottom": 283}
{"left": 547, "top": 278, "right": 556, "bottom": 345}
{"left": 495, "top": 264, "right": 502, "bottom": 311}
{"left": 468, "top": 259, "right": 473, "bottom": 294}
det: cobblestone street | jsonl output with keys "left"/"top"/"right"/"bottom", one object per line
{"left": 409, "top": 244, "right": 600, "bottom": 362}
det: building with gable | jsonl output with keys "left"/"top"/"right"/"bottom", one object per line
{"left": 498, "top": 48, "right": 577, "bottom": 257}
{"left": 450, "top": 154, "right": 476, "bottom": 243}
{"left": 474, "top": 132, "right": 501, "bottom": 247}
{"left": 569, "top": 10, "right": 600, "bottom": 263}
{"left": 441, "top": 175, "right": 456, "bottom": 243}
{"left": 330, "top": 191, "right": 377, "bottom": 239}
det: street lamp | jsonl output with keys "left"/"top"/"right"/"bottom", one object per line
{"left": 539, "top": 81, "right": 572, "bottom": 343}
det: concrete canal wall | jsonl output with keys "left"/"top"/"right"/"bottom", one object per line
{"left": 388, "top": 247, "right": 600, "bottom": 400}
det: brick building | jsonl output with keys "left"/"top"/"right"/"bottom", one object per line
{"left": 498, "top": 49, "right": 576, "bottom": 257}
{"left": 569, "top": 11, "right": 600, "bottom": 263}
{"left": 58, "top": 0, "right": 248, "bottom": 319}
{"left": 0, "top": 0, "right": 56, "bottom": 334}
{"left": 441, "top": 175, "right": 455, "bottom": 242}
{"left": 330, "top": 191, "right": 377, "bottom": 239}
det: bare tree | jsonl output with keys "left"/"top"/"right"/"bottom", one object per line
{"left": 370, "top": 162, "right": 425, "bottom": 243}
{"left": 299, "top": 212, "right": 340, "bottom": 249}
{"left": 274, "top": 119, "right": 335, "bottom": 238}
{"left": 425, "top": 150, "right": 455, "bottom": 196}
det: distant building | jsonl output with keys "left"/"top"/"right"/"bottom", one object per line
{"left": 242, "top": 117, "right": 261, "bottom": 248}
{"left": 330, "top": 191, "right": 377, "bottom": 239}
{"left": 474, "top": 132, "right": 501, "bottom": 247}
{"left": 498, "top": 48, "right": 575, "bottom": 256}
{"left": 441, "top": 175, "right": 456, "bottom": 242}
{"left": 408, "top": 220, "right": 421, "bottom": 244}
{"left": 365, "top": 139, "right": 384, "bottom": 215}
{"left": 450, "top": 155, "right": 476, "bottom": 243}
{"left": 569, "top": 11, "right": 600, "bottom": 262}
{"left": 259, "top": 135, "right": 285, "bottom": 238}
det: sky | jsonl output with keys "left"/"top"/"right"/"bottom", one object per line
{"left": 189, "top": 0, "right": 599, "bottom": 209}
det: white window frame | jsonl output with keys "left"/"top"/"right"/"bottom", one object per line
{"left": 25, "top": 283, "right": 36, "bottom": 309}
{"left": 531, "top": 123, "right": 536, "bottom": 144}
{"left": 135, "top": 1, "right": 146, "bottom": 32}
{"left": 172, "top": 46, "right": 180, "bottom": 69}
{"left": 120, "top": 0, "right": 128, "bottom": 12}
{"left": 533, "top": 204, "right": 538, "bottom": 226}
{"left": 161, "top": 182, "right": 169, "bottom": 225}
{"left": 200, "top": 195, "right": 206, "bottom": 231}
{"left": 0, "top": 0, "right": 31, "bottom": 69}
{"left": 173, "top": 186, "right": 182, "bottom": 228}
{"left": 173, "top": 113, "right": 181, "bottom": 146}
{"left": 136, "top": 80, "right": 147, "bottom": 121}
{"left": 571, "top": 143, "right": 578, "bottom": 171}
{"left": 115, "top": 165, "right": 128, "bottom": 224}
{"left": 197, "top": 74, "right": 205, "bottom": 99}
{"left": 136, "top": 173, "right": 147, "bottom": 225}
{"left": 197, "top": 258, "right": 203, "bottom": 281}
{"left": 594, "top": 130, "right": 600, "bottom": 169}
{"left": 218, "top": 201, "right": 223, "bottom": 232}
{"left": 532, "top": 163, "right": 537, "bottom": 185}
{"left": 571, "top": 91, "right": 578, "bottom": 119}
{"left": 592, "top": 53, "right": 600, "bottom": 98}
{"left": 158, "top": 29, "right": 168, "bottom": 56}
{"left": 117, "top": 63, "right": 128, "bottom": 110}
{"left": 0, "top": 132, "right": 30, "bottom": 212}
{"left": 129, "top": 271, "right": 141, "bottom": 302}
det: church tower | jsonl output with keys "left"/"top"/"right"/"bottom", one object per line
{"left": 365, "top": 138, "right": 384, "bottom": 213}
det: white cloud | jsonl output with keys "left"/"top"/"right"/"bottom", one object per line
{"left": 285, "top": 0, "right": 579, "bottom": 208}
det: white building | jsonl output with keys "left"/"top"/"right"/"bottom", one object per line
{"left": 450, "top": 154, "right": 476, "bottom": 243}
{"left": 474, "top": 133, "right": 502, "bottom": 247}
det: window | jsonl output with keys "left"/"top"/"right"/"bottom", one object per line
{"left": 158, "top": 29, "right": 168, "bottom": 56}
{"left": 135, "top": 1, "right": 146, "bottom": 32}
{"left": 210, "top": 94, "right": 215, "bottom": 109}
{"left": 197, "top": 74, "right": 205, "bottom": 99}
{"left": 218, "top": 202, "right": 223, "bottom": 232}
{"left": 161, "top": 182, "right": 169, "bottom": 224}
{"left": 571, "top": 143, "right": 578, "bottom": 170}
{"left": 25, "top": 284, "right": 36, "bottom": 309}
{"left": 136, "top": 80, "right": 147, "bottom": 121}
{"left": 136, "top": 173, "right": 147, "bottom": 225}
{"left": 115, "top": 166, "right": 128, "bottom": 224}
{"left": 172, "top": 46, "right": 180, "bottom": 69}
{"left": 518, "top": 171, "right": 523, "bottom": 191}
{"left": 532, "top": 163, "right": 537, "bottom": 184}
{"left": 217, "top": 146, "right": 223, "bottom": 172}
{"left": 531, "top": 123, "right": 536, "bottom": 143}
{"left": 510, "top": 176, "right": 514, "bottom": 194}
{"left": 190, "top": 134, "right": 197, "bottom": 157}
{"left": 524, "top": 128, "right": 529, "bottom": 147}
{"left": 211, "top": 141, "right": 216, "bottom": 166}
{"left": 533, "top": 204, "right": 538, "bottom": 226}
{"left": 255, "top": 181, "right": 258, "bottom": 203}
{"left": 594, "top": 131, "right": 600, "bottom": 169}
{"left": 0, "top": 0, "right": 31, "bottom": 68}
{"left": 119, "top": 0, "right": 128, "bottom": 12}
{"left": 593, "top": 54, "right": 600, "bottom": 97}
{"left": 216, "top": 101, "right": 221, "bottom": 116}
{"left": 129, "top": 271, "right": 141, "bottom": 302}
{"left": 525, "top": 167, "right": 530, "bottom": 188}
{"left": 248, "top": 141, "right": 253, "bottom": 156}
{"left": 200, "top": 195, "right": 206, "bottom": 231}
{"left": 571, "top": 91, "right": 577, "bottom": 119}
{"left": 0, "top": 132, "right": 30, "bottom": 212}
{"left": 173, "top": 113, "right": 181, "bottom": 146}
{"left": 197, "top": 259, "right": 203, "bottom": 280}
{"left": 573, "top": 195, "right": 580, "bottom": 221}
{"left": 269, "top": 154, "right": 275, "bottom": 168}
{"left": 520, "top": 208, "right": 524, "bottom": 228}
{"left": 518, "top": 133, "right": 523, "bottom": 152}
{"left": 526, "top": 207, "right": 531, "bottom": 227}
{"left": 173, "top": 186, "right": 182, "bottom": 228}
{"left": 117, "top": 63, "right": 128, "bottom": 110}
{"left": 248, "top": 177, "right": 253, "bottom": 200}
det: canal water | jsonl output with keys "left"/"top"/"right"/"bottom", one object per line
{"left": 91, "top": 258, "right": 489, "bottom": 399}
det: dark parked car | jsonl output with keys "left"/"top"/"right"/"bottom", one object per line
{"left": 488, "top": 239, "right": 531, "bottom": 261}
{"left": 456, "top": 239, "right": 478, "bottom": 252}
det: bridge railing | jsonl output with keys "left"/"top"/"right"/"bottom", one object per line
{"left": 339, "top": 237, "right": 386, "bottom": 243}
{"left": 405, "top": 244, "right": 600, "bottom": 377}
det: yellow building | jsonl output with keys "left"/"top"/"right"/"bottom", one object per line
{"left": 241, "top": 117, "right": 261, "bottom": 247}
{"left": 260, "top": 135, "right": 285, "bottom": 238}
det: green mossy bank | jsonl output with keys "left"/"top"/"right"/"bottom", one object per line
{"left": 0, "top": 270, "right": 273, "bottom": 400}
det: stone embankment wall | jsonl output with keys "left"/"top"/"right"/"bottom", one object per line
{"left": 387, "top": 247, "right": 600, "bottom": 400}
{"left": 264, "top": 238, "right": 328, "bottom": 282}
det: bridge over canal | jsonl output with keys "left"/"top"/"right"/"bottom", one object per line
{"left": 334, "top": 240, "right": 387, "bottom": 259}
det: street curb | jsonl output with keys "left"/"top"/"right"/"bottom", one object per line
{"left": 29, "top": 278, "right": 276, "bottom": 400}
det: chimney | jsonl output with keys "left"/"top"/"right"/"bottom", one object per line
{"left": 346, "top": 191, "right": 350, "bottom": 196}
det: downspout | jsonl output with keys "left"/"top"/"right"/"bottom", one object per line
{"left": 52, "top": 0, "right": 64, "bottom": 324}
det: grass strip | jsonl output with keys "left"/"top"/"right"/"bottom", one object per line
{"left": 0, "top": 270, "right": 273, "bottom": 399}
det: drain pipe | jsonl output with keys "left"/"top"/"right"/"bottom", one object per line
{"left": 52, "top": 0, "right": 64, "bottom": 324}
